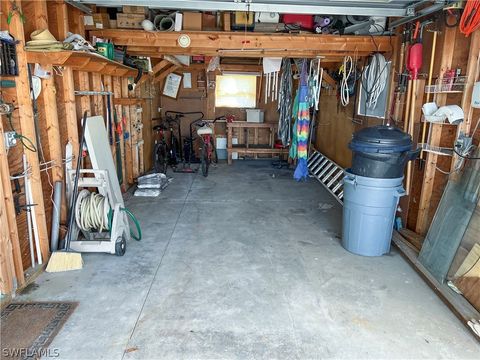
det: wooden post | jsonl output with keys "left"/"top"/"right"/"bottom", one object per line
{"left": 0, "top": 119, "right": 24, "bottom": 287}
{"left": 91, "top": 74, "right": 104, "bottom": 116}
{"left": 451, "top": 31, "right": 480, "bottom": 179}
{"left": 50, "top": 1, "right": 79, "bottom": 168}
{"left": 416, "top": 26, "right": 457, "bottom": 235}
{"left": 28, "top": 0, "right": 65, "bottom": 221}
{"left": 227, "top": 124, "right": 233, "bottom": 165}
{"left": 5, "top": 0, "right": 50, "bottom": 261}
{"left": 113, "top": 77, "right": 127, "bottom": 190}
{"left": 0, "top": 182, "right": 15, "bottom": 294}
{"left": 103, "top": 75, "right": 116, "bottom": 160}
{"left": 68, "top": 7, "right": 93, "bottom": 118}
{"left": 130, "top": 105, "right": 140, "bottom": 180}
{"left": 121, "top": 78, "right": 134, "bottom": 184}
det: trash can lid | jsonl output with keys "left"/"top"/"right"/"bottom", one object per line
{"left": 349, "top": 125, "right": 412, "bottom": 153}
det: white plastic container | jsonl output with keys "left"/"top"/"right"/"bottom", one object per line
{"left": 246, "top": 109, "right": 264, "bottom": 123}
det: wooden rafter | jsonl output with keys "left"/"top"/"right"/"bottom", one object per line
{"left": 154, "top": 65, "right": 179, "bottom": 84}
{"left": 163, "top": 55, "right": 186, "bottom": 68}
{"left": 152, "top": 59, "right": 171, "bottom": 75}
{"left": 90, "top": 30, "right": 392, "bottom": 59}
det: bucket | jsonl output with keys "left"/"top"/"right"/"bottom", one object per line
{"left": 342, "top": 171, "right": 405, "bottom": 256}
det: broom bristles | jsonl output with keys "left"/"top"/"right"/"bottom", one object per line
{"left": 46, "top": 252, "right": 83, "bottom": 273}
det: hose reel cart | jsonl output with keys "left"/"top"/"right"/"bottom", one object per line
{"left": 67, "top": 169, "right": 130, "bottom": 256}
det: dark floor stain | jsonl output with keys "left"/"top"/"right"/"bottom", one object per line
{"left": 21, "top": 282, "right": 39, "bottom": 295}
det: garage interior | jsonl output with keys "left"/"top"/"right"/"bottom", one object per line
{"left": 1, "top": 0, "right": 480, "bottom": 358}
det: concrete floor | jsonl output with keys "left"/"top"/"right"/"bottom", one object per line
{"left": 18, "top": 161, "right": 479, "bottom": 359}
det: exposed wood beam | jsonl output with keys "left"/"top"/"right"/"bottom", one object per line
{"left": 416, "top": 27, "right": 457, "bottom": 235}
{"left": 90, "top": 30, "right": 392, "bottom": 58}
{"left": 126, "top": 47, "right": 375, "bottom": 59}
{"left": 113, "top": 98, "right": 146, "bottom": 106}
{"left": 153, "top": 65, "right": 179, "bottom": 84}
{"left": 0, "top": 119, "right": 24, "bottom": 288}
{"left": 112, "top": 77, "right": 127, "bottom": 191}
{"left": 50, "top": 1, "right": 80, "bottom": 168}
{"left": 152, "top": 59, "right": 170, "bottom": 75}
{"left": 32, "top": 0, "right": 64, "bottom": 194}
{"left": 321, "top": 72, "right": 337, "bottom": 88}
{"left": 163, "top": 55, "right": 187, "bottom": 68}
{"left": 121, "top": 78, "right": 134, "bottom": 185}
{"left": 451, "top": 31, "right": 480, "bottom": 177}
{"left": 6, "top": 0, "right": 50, "bottom": 262}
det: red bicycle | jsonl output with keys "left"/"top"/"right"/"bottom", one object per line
{"left": 195, "top": 118, "right": 220, "bottom": 177}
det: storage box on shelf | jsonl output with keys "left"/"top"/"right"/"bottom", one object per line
{"left": 85, "top": 13, "right": 111, "bottom": 30}
{"left": 122, "top": 6, "right": 149, "bottom": 16}
{"left": 183, "top": 12, "right": 202, "bottom": 31}
{"left": 117, "top": 13, "right": 145, "bottom": 29}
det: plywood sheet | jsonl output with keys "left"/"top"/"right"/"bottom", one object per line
{"left": 84, "top": 116, "right": 123, "bottom": 206}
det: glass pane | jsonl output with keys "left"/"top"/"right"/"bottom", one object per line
{"left": 215, "top": 75, "right": 257, "bottom": 108}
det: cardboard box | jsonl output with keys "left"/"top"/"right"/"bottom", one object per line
{"left": 202, "top": 13, "right": 217, "bottom": 30}
{"left": 222, "top": 12, "right": 231, "bottom": 31}
{"left": 117, "top": 13, "right": 145, "bottom": 29}
{"left": 85, "top": 13, "right": 110, "bottom": 30}
{"left": 122, "top": 6, "right": 148, "bottom": 15}
{"left": 182, "top": 12, "right": 202, "bottom": 31}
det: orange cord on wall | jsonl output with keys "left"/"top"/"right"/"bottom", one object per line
{"left": 460, "top": 0, "right": 480, "bottom": 36}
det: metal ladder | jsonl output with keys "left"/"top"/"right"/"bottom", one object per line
{"left": 307, "top": 150, "right": 345, "bottom": 204}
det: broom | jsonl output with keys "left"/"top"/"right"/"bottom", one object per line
{"left": 46, "top": 112, "right": 88, "bottom": 272}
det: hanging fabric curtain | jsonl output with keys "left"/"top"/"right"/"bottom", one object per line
{"left": 277, "top": 58, "right": 293, "bottom": 146}
{"left": 293, "top": 60, "right": 310, "bottom": 181}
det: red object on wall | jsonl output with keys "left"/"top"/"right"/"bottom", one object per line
{"left": 282, "top": 14, "right": 314, "bottom": 30}
{"left": 408, "top": 43, "right": 423, "bottom": 80}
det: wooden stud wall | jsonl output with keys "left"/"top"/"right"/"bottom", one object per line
{"left": 0, "top": 0, "right": 148, "bottom": 296}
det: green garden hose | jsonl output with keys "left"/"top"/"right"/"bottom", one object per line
{"left": 108, "top": 206, "right": 142, "bottom": 241}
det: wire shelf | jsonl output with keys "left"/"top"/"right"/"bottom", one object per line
{"left": 425, "top": 76, "right": 467, "bottom": 94}
{"left": 420, "top": 143, "right": 453, "bottom": 156}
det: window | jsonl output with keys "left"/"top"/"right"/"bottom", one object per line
{"left": 215, "top": 74, "right": 257, "bottom": 108}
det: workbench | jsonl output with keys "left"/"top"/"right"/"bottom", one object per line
{"left": 226, "top": 122, "right": 289, "bottom": 164}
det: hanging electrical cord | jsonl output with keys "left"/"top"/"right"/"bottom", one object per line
{"left": 361, "top": 53, "right": 388, "bottom": 110}
{"left": 460, "top": 0, "right": 480, "bottom": 37}
{"left": 0, "top": 100, "right": 37, "bottom": 152}
{"left": 340, "top": 56, "right": 353, "bottom": 107}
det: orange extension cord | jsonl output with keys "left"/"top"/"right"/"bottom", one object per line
{"left": 460, "top": 0, "right": 480, "bottom": 36}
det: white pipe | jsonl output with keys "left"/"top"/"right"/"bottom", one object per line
{"left": 25, "top": 159, "right": 42, "bottom": 265}
{"left": 23, "top": 155, "right": 35, "bottom": 267}
{"left": 265, "top": 72, "right": 270, "bottom": 104}
{"left": 271, "top": 72, "right": 275, "bottom": 101}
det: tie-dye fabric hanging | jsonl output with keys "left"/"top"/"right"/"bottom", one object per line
{"left": 293, "top": 60, "right": 310, "bottom": 181}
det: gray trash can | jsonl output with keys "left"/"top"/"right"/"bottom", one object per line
{"left": 342, "top": 170, "right": 405, "bottom": 256}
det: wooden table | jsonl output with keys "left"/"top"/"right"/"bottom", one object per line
{"left": 226, "top": 122, "right": 289, "bottom": 164}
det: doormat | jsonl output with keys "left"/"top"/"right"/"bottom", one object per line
{"left": 1, "top": 302, "right": 77, "bottom": 360}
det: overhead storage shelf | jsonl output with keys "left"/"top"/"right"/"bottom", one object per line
{"left": 26, "top": 51, "right": 137, "bottom": 77}
{"left": 90, "top": 30, "right": 393, "bottom": 59}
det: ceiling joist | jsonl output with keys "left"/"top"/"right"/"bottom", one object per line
{"left": 91, "top": 30, "right": 393, "bottom": 60}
